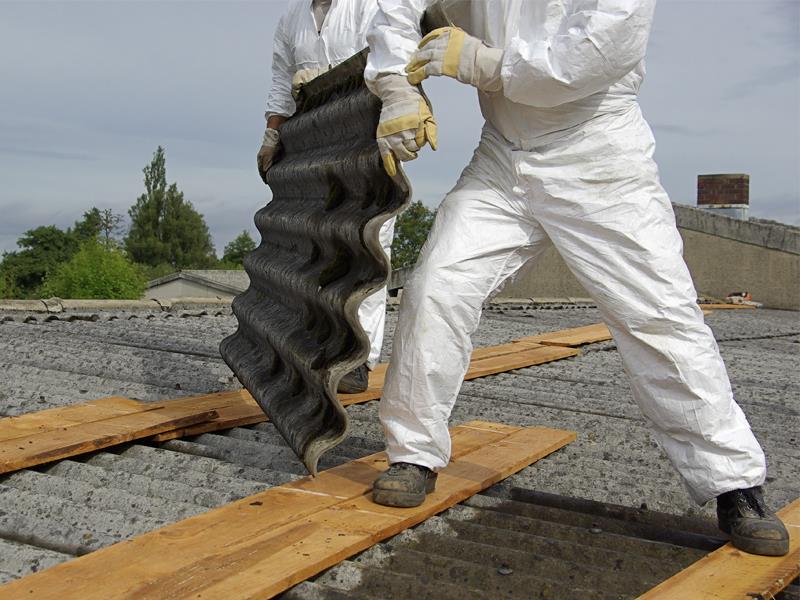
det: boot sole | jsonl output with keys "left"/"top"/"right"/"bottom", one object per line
{"left": 372, "top": 476, "right": 437, "bottom": 508}
{"left": 730, "top": 533, "right": 790, "bottom": 557}
{"left": 372, "top": 488, "right": 426, "bottom": 508}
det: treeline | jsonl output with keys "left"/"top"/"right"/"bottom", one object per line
{"left": 0, "top": 146, "right": 437, "bottom": 301}
{"left": 0, "top": 147, "right": 256, "bottom": 300}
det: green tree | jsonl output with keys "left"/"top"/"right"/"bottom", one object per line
{"left": 0, "top": 207, "right": 126, "bottom": 299}
{"left": 0, "top": 226, "right": 77, "bottom": 297}
{"left": 222, "top": 230, "right": 257, "bottom": 267}
{"left": 125, "top": 146, "right": 216, "bottom": 269}
{"left": 42, "top": 238, "right": 146, "bottom": 299}
{"left": 72, "top": 208, "right": 103, "bottom": 242}
{"left": 391, "top": 200, "right": 435, "bottom": 269}
{"left": 98, "top": 209, "right": 125, "bottom": 245}
{"left": 76, "top": 208, "right": 125, "bottom": 246}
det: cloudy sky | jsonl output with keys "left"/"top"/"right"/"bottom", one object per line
{"left": 1, "top": 0, "right": 798, "bottom": 257}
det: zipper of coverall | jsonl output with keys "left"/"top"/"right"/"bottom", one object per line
{"left": 313, "top": 0, "right": 336, "bottom": 69}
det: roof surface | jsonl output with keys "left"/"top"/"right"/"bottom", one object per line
{"left": 0, "top": 302, "right": 798, "bottom": 597}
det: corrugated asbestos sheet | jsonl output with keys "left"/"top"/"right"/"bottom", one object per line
{"left": 220, "top": 50, "right": 410, "bottom": 475}
{"left": 0, "top": 305, "right": 798, "bottom": 597}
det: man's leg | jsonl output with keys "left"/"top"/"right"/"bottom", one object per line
{"left": 377, "top": 127, "right": 550, "bottom": 491}
{"left": 359, "top": 216, "right": 396, "bottom": 369}
{"left": 522, "top": 107, "right": 786, "bottom": 554}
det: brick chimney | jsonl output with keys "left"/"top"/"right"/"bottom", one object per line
{"left": 697, "top": 174, "right": 749, "bottom": 220}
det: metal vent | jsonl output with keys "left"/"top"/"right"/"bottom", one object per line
{"left": 220, "top": 50, "right": 411, "bottom": 475}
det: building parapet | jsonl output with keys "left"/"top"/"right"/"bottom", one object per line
{"left": 673, "top": 204, "right": 799, "bottom": 255}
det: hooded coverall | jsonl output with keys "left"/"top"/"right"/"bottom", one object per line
{"left": 266, "top": 0, "right": 392, "bottom": 369}
{"left": 364, "top": 0, "right": 767, "bottom": 504}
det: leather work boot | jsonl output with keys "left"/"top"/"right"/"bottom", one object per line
{"left": 337, "top": 364, "right": 369, "bottom": 394}
{"left": 372, "top": 462, "right": 438, "bottom": 508}
{"left": 716, "top": 486, "right": 790, "bottom": 556}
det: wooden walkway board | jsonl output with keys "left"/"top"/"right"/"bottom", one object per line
{"left": 0, "top": 332, "right": 583, "bottom": 474}
{"left": 0, "top": 397, "right": 145, "bottom": 442}
{"left": 0, "top": 406, "right": 219, "bottom": 473}
{"left": 153, "top": 342, "right": 578, "bottom": 440}
{"left": 639, "top": 497, "right": 800, "bottom": 600}
{"left": 699, "top": 303, "right": 757, "bottom": 310}
{"left": 467, "top": 344, "right": 578, "bottom": 378}
{"left": 514, "top": 323, "right": 612, "bottom": 347}
{"left": 149, "top": 391, "right": 264, "bottom": 442}
{"left": 0, "top": 421, "right": 576, "bottom": 600}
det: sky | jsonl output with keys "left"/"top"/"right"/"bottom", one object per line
{"left": 0, "top": 0, "right": 798, "bottom": 257}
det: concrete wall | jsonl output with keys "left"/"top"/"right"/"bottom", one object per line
{"left": 680, "top": 229, "right": 799, "bottom": 309}
{"left": 496, "top": 247, "right": 588, "bottom": 300}
{"left": 494, "top": 205, "right": 800, "bottom": 310}
{"left": 146, "top": 279, "right": 236, "bottom": 301}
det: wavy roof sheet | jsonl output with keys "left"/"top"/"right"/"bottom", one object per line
{"left": 220, "top": 50, "right": 410, "bottom": 475}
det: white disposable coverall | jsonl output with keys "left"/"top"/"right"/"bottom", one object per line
{"left": 267, "top": 0, "right": 393, "bottom": 368}
{"left": 365, "top": 0, "right": 766, "bottom": 504}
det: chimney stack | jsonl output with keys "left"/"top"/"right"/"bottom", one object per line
{"left": 697, "top": 174, "right": 749, "bottom": 220}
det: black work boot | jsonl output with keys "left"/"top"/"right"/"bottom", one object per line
{"left": 372, "top": 462, "right": 438, "bottom": 508}
{"left": 716, "top": 486, "right": 789, "bottom": 556}
{"left": 337, "top": 364, "right": 369, "bottom": 394}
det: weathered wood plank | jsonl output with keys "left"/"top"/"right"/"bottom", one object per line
{"left": 296, "top": 343, "right": 577, "bottom": 411}
{"left": 467, "top": 345, "right": 579, "bottom": 378}
{"left": 150, "top": 391, "right": 264, "bottom": 442}
{"left": 0, "top": 397, "right": 144, "bottom": 442}
{"left": 638, "top": 498, "right": 800, "bottom": 599}
{"left": 0, "top": 334, "right": 582, "bottom": 471}
{"left": 0, "top": 421, "right": 574, "bottom": 600}
{"left": 514, "top": 323, "right": 613, "bottom": 347}
{"left": 0, "top": 408, "right": 218, "bottom": 473}
{"left": 699, "top": 303, "right": 757, "bottom": 310}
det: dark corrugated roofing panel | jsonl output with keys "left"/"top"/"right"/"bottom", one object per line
{"left": 220, "top": 50, "right": 410, "bottom": 474}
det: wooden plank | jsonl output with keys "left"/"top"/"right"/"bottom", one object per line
{"left": 639, "top": 497, "right": 800, "bottom": 599}
{"left": 0, "top": 397, "right": 145, "bottom": 442}
{"left": 0, "top": 421, "right": 574, "bottom": 600}
{"left": 699, "top": 303, "right": 757, "bottom": 310}
{"left": 0, "top": 335, "right": 581, "bottom": 471}
{"left": 179, "top": 425, "right": 575, "bottom": 600}
{"left": 514, "top": 323, "right": 612, "bottom": 347}
{"left": 0, "top": 408, "right": 218, "bottom": 473}
{"left": 470, "top": 342, "right": 539, "bottom": 360}
{"left": 467, "top": 345, "right": 579, "bottom": 378}
{"left": 309, "top": 343, "right": 577, "bottom": 410}
{"left": 150, "top": 393, "right": 264, "bottom": 442}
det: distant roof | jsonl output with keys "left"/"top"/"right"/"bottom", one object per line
{"left": 146, "top": 269, "right": 250, "bottom": 295}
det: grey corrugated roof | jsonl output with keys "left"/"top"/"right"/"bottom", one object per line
{"left": 0, "top": 303, "right": 798, "bottom": 596}
{"left": 182, "top": 269, "right": 250, "bottom": 289}
{"left": 146, "top": 270, "right": 250, "bottom": 294}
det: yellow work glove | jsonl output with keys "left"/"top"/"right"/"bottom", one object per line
{"left": 406, "top": 27, "right": 503, "bottom": 93}
{"left": 291, "top": 67, "right": 330, "bottom": 100}
{"left": 371, "top": 74, "right": 438, "bottom": 177}
{"left": 257, "top": 128, "right": 281, "bottom": 184}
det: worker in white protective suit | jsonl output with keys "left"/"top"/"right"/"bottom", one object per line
{"left": 364, "top": 0, "right": 789, "bottom": 556}
{"left": 260, "top": 0, "right": 394, "bottom": 393}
